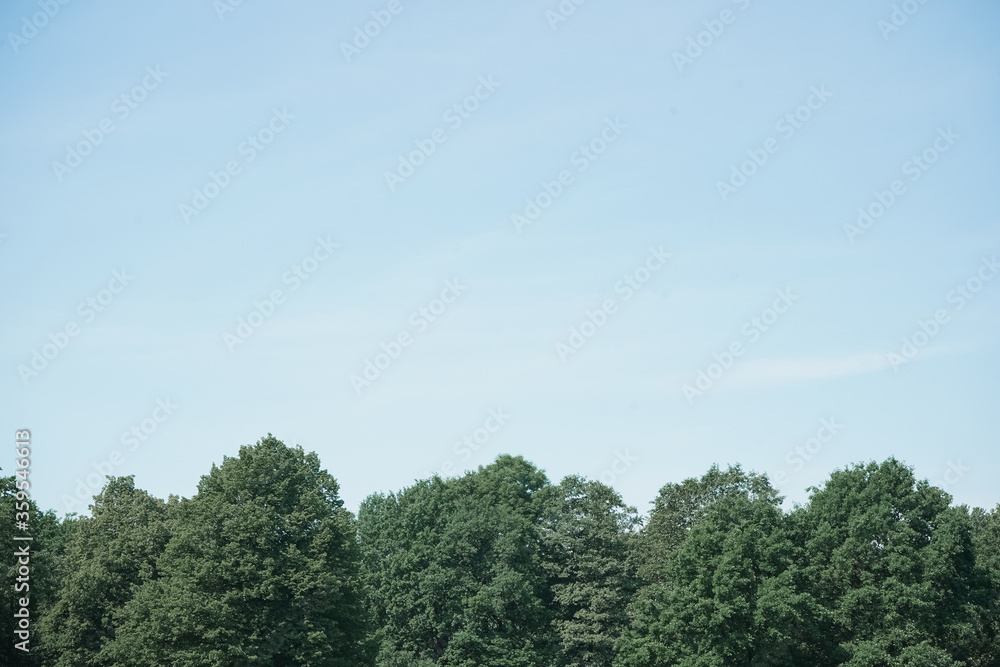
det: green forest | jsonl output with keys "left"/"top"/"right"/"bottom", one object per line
{"left": 3, "top": 435, "right": 999, "bottom": 666}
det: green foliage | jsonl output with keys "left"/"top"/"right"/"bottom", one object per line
{"left": 630, "top": 464, "right": 779, "bottom": 587}
{"left": 1, "top": 469, "right": 26, "bottom": 666}
{"left": 970, "top": 505, "right": 1000, "bottom": 666}
{"left": 36, "top": 476, "right": 169, "bottom": 666}
{"left": 1, "top": 468, "right": 71, "bottom": 667}
{"left": 105, "top": 435, "right": 369, "bottom": 667}
{"left": 792, "top": 458, "right": 987, "bottom": 666}
{"left": 359, "top": 455, "right": 554, "bottom": 667}
{"left": 538, "top": 475, "right": 640, "bottom": 667}
{"left": 616, "top": 472, "right": 812, "bottom": 667}
{"left": 9, "top": 447, "right": 1000, "bottom": 667}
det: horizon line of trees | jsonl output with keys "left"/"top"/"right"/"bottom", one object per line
{"left": 3, "top": 434, "right": 999, "bottom": 666}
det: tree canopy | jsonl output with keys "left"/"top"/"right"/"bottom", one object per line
{"left": 3, "top": 443, "right": 999, "bottom": 666}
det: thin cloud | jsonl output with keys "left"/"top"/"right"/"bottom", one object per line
{"left": 722, "top": 352, "right": 895, "bottom": 390}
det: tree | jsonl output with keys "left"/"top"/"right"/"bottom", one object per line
{"left": 106, "top": 435, "right": 369, "bottom": 667}
{"left": 538, "top": 475, "right": 640, "bottom": 667}
{"left": 630, "top": 464, "right": 779, "bottom": 587}
{"left": 1, "top": 468, "right": 30, "bottom": 665}
{"left": 1, "top": 467, "right": 70, "bottom": 666}
{"left": 36, "top": 476, "right": 169, "bottom": 666}
{"left": 970, "top": 505, "right": 1000, "bottom": 666}
{"left": 793, "top": 458, "right": 987, "bottom": 666}
{"left": 617, "top": 464, "right": 784, "bottom": 667}
{"left": 615, "top": 482, "right": 813, "bottom": 667}
{"left": 359, "top": 477, "right": 453, "bottom": 666}
{"left": 12, "top": 447, "right": 1000, "bottom": 666}
{"left": 359, "top": 455, "right": 555, "bottom": 667}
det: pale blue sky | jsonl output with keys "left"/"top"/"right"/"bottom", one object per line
{"left": 2, "top": 0, "right": 998, "bottom": 517}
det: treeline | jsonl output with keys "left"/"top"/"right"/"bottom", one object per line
{"left": 3, "top": 435, "right": 999, "bottom": 666}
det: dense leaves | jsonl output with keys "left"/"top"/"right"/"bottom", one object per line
{"left": 629, "top": 464, "right": 779, "bottom": 587}
{"left": 970, "top": 505, "right": 1000, "bottom": 666}
{"left": 5, "top": 444, "right": 1000, "bottom": 666}
{"left": 538, "top": 475, "right": 640, "bottom": 667}
{"left": 1, "top": 468, "right": 70, "bottom": 667}
{"left": 791, "top": 459, "right": 987, "bottom": 666}
{"left": 107, "top": 436, "right": 366, "bottom": 666}
{"left": 36, "top": 476, "right": 169, "bottom": 666}
{"left": 359, "top": 455, "right": 555, "bottom": 667}
{"left": 617, "top": 467, "right": 814, "bottom": 667}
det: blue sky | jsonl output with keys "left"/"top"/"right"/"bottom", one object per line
{"left": 2, "top": 0, "right": 998, "bottom": 518}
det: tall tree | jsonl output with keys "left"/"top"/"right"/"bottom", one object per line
{"left": 793, "top": 458, "right": 987, "bottom": 666}
{"left": 359, "top": 455, "right": 555, "bottom": 667}
{"left": 1, "top": 467, "right": 70, "bottom": 667}
{"left": 538, "top": 475, "right": 640, "bottom": 667}
{"left": 106, "top": 435, "right": 369, "bottom": 667}
{"left": 359, "top": 477, "right": 453, "bottom": 667}
{"left": 615, "top": 483, "right": 813, "bottom": 667}
{"left": 970, "top": 505, "right": 1000, "bottom": 666}
{"left": 631, "top": 464, "right": 779, "bottom": 587}
{"left": 36, "top": 476, "right": 170, "bottom": 666}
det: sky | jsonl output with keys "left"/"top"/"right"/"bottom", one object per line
{"left": 1, "top": 0, "right": 998, "bottom": 519}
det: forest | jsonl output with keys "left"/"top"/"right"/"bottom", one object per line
{"left": 3, "top": 434, "right": 999, "bottom": 666}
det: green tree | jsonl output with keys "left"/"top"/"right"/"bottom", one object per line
{"left": 793, "top": 458, "right": 987, "bottom": 666}
{"left": 1, "top": 467, "right": 71, "bottom": 666}
{"left": 359, "top": 455, "right": 555, "bottom": 667}
{"left": 107, "top": 435, "right": 369, "bottom": 667}
{"left": 970, "top": 505, "right": 1000, "bottom": 666}
{"left": 615, "top": 483, "right": 812, "bottom": 667}
{"left": 36, "top": 476, "right": 169, "bottom": 666}
{"left": 630, "top": 464, "right": 779, "bottom": 587}
{"left": 1, "top": 468, "right": 30, "bottom": 665}
{"left": 538, "top": 475, "right": 640, "bottom": 667}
